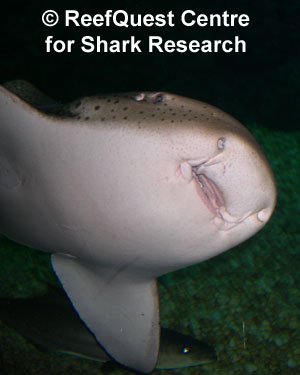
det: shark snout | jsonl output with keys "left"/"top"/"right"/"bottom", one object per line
{"left": 210, "top": 136, "right": 277, "bottom": 231}
{"left": 179, "top": 134, "right": 276, "bottom": 233}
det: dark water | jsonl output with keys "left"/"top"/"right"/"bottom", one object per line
{"left": 0, "top": 0, "right": 299, "bottom": 374}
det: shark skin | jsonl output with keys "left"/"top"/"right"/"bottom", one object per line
{"left": 0, "top": 81, "right": 276, "bottom": 373}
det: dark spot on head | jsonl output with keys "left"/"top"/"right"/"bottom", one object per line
{"left": 75, "top": 101, "right": 81, "bottom": 108}
{"left": 139, "top": 111, "right": 144, "bottom": 114}
{"left": 123, "top": 107, "right": 128, "bottom": 111}
{"left": 124, "top": 116, "right": 128, "bottom": 120}
{"left": 94, "top": 105, "right": 100, "bottom": 110}
{"left": 172, "top": 113, "right": 176, "bottom": 116}
{"left": 114, "top": 100, "right": 119, "bottom": 104}
{"left": 171, "top": 120, "right": 174, "bottom": 123}
{"left": 151, "top": 114, "right": 155, "bottom": 117}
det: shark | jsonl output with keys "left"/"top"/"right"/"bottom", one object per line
{"left": 0, "top": 286, "right": 217, "bottom": 370}
{"left": 0, "top": 80, "right": 276, "bottom": 373}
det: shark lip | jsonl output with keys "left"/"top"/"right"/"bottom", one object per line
{"left": 192, "top": 167, "right": 225, "bottom": 216}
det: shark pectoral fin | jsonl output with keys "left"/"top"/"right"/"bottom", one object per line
{"left": 51, "top": 253, "right": 160, "bottom": 373}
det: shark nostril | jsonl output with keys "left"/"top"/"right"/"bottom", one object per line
{"left": 217, "top": 137, "right": 226, "bottom": 150}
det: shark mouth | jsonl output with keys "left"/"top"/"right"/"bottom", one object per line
{"left": 192, "top": 167, "right": 225, "bottom": 215}
{"left": 180, "top": 160, "right": 253, "bottom": 231}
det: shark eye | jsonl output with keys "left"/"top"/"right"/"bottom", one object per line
{"left": 182, "top": 346, "right": 190, "bottom": 354}
{"left": 134, "top": 93, "right": 146, "bottom": 102}
{"left": 217, "top": 137, "right": 226, "bottom": 150}
{"left": 151, "top": 93, "right": 165, "bottom": 103}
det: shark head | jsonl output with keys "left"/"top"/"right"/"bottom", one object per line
{"left": 174, "top": 106, "right": 276, "bottom": 255}
{"left": 0, "top": 82, "right": 276, "bottom": 373}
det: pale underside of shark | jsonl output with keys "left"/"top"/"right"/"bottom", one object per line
{"left": 0, "top": 80, "right": 276, "bottom": 373}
